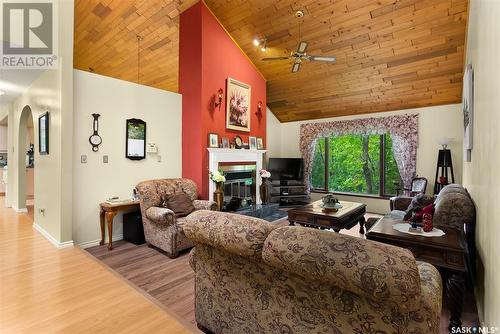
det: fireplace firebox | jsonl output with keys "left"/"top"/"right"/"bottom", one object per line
{"left": 219, "top": 165, "right": 256, "bottom": 211}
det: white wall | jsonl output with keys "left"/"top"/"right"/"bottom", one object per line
{"left": 3, "top": 0, "right": 74, "bottom": 244}
{"left": 462, "top": 0, "right": 500, "bottom": 325}
{"left": 265, "top": 109, "right": 281, "bottom": 163}
{"left": 9, "top": 70, "right": 65, "bottom": 239}
{"left": 267, "top": 104, "right": 463, "bottom": 213}
{"left": 0, "top": 125, "right": 7, "bottom": 152}
{"left": 73, "top": 70, "right": 182, "bottom": 246}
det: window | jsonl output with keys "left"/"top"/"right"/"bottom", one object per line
{"left": 311, "top": 134, "right": 402, "bottom": 196}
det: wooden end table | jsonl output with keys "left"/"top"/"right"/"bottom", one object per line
{"left": 366, "top": 220, "right": 468, "bottom": 332}
{"left": 288, "top": 200, "right": 367, "bottom": 233}
{"left": 99, "top": 200, "right": 140, "bottom": 250}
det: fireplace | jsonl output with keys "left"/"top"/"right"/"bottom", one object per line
{"left": 219, "top": 164, "right": 256, "bottom": 210}
{"left": 207, "top": 148, "right": 266, "bottom": 205}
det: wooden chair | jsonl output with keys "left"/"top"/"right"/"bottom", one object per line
{"left": 404, "top": 177, "right": 428, "bottom": 197}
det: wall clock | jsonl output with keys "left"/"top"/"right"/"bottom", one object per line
{"left": 233, "top": 135, "right": 243, "bottom": 149}
{"left": 89, "top": 113, "right": 102, "bottom": 152}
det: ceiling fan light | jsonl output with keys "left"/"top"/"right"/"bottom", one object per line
{"left": 253, "top": 38, "right": 260, "bottom": 46}
{"left": 260, "top": 46, "right": 267, "bottom": 52}
{"left": 312, "top": 56, "right": 336, "bottom": 62}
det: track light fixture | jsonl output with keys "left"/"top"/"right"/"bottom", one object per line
{"left": 253, "top": 37, "right": 267, "bottom": 51}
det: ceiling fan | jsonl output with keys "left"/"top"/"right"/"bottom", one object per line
{"left": 261, "top": 10, "right": 336, "bottom": 73}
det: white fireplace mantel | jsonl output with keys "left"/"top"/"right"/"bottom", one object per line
{"left": 207, "top": 148, "right": 267, "bottom": 204}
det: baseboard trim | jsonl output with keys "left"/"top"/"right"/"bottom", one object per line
{"left": 32, "top": 222, "right": 74, "bottom": 249}
{"left": 14, "top": 206, "right": 28, "bottom": 213}
{"left": 78, "top": 234, "right": 123, "bottom": 249}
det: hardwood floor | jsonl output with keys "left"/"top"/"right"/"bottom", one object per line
{"left": 87, "top": 241, "right": 199, "bottom": 326}
{"left": 86, "top": 214, "right": 479, "bottom": 333}
{"left": 0, "top": 198, "right": 194, "bottom": 333}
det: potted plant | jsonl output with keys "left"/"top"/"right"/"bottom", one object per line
{"left": 210, "top": 170, "right": 226, "bottom": 211}
{"left": 259, "top": 169, "right": 271, "bottom": 204}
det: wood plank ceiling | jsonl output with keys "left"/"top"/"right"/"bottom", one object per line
{"left": 74, "top": 0, "right": 468, "bottom": 122}
{"left": 205, "top": 0, "right": 468, "bottom": 121}
{"left": 74, "top": 0, "right": 197, "bottom": 92}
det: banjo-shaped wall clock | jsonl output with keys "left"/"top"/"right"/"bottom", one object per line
{"left": 89, "top": 113, "right": 102, "bottom": 152}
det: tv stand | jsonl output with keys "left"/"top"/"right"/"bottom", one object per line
{"left": 270, "top": 179, "right": 310, "bottom": 207}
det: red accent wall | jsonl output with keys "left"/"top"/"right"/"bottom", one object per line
{"left": 180, "top": 3, "right": 203, "bottom": 192}
{"left": 179, "top": 2, "right": 267, "bottom": 199}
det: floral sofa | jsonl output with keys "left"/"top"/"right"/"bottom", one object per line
{"left": 135, "top": 178, "right": 217, "bottom": 258}
{"left": 388, "top": 184, "right": 475, "bottom": 231}
{"left": 385, "top": 183, "right": 476, "bottom": 278}
{"left": 184, "top": 210, "right": 442, "bottom": 334}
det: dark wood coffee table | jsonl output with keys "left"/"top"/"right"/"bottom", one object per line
{"left": 366, "top": 219, "right": 468, "bottom": 332}
{"left": 288, "top": 200, "right": 367, "bottom": 233}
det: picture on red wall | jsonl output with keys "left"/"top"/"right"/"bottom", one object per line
{"left": 226, "top": 77, "right": 251, "bottom": 132}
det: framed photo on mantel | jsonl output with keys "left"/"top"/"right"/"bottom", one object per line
{"left": 226, "top": 77, "right": 251, "bottom": 132}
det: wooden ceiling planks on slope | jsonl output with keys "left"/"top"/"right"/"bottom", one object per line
{"left": 74, "top": 0, "right": 198, "bottom": 92}
{"left": 74, "top": 0, "right": 468, "bottom": 122}
{"left": 205, "top": 0, "right": 468, "bottom": 121}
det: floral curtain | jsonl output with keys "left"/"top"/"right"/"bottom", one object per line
{"left": 299, "top": 114, "right": 418, "bottom": 191}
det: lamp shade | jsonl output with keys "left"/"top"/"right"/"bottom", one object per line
{"left": 438, "top": 137, "right": 453, "bottom": 149}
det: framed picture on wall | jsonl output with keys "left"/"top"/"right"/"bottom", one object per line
{"left": 38, "top": 112, "right": 49, "bottom": 155}
{"left": 226, "top": 77, "right": 251, "bottom": 132}
{"left": 208, "top": 133, "right": 219, "bottom": 148}
{"left": 463, "top": 64, "right": 474, "bottom": 162}
{"left": 126, "top": 118, "right": 146, "bottom": 160}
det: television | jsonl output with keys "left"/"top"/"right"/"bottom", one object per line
{"left": 268, "top": 158, "right": 304, "bottom": 181}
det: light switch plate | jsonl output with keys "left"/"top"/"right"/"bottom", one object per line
{"left": 103, "top": 155, "right": 108, "bottom": 163}
{"left": 81, "top": 155, "right": 87, "bottom": 163}
{"left": 147, "top": 143, "right": 158, "bottom": 153}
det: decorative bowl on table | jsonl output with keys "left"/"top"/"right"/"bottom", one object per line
{"left": 320, "top": 194, "right": 343, "bottom": 212}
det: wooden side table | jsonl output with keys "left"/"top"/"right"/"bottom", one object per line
{"left": 99, "top": 200, "right": 140, "bottom": 250}
{"left": 366, "top": 220, "right": 469, "bottom": 332}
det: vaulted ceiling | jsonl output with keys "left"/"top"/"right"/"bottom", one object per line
{"left": 74, "top": 0, "right": 197, "bottom": 92}
{"left": 74, "top": 0, "right": 468, "bottom": 122}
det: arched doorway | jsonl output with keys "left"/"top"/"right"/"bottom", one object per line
{"left": 17, "top": 105, "right": 35, "bottom": 214}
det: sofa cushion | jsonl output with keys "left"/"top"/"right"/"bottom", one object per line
{"left": 438, "top": 184, "right": 469, "bottom": 198}
{"left": 136, "top": 178, "right": 199, "bottom": 210}
{"left": 404, "top": 194, "right": 435, "bottom": 220}
{"left": 184, "top": 210, "right": 277, "bottom": 260}
{"left": 433, "top": 192, "right": 475, "bottom": 229}
{"left": 163, "top": 192, "right": 195, "bottom": 217}
{"left": 262, "top": 226, "right": 422, "bottom": 311}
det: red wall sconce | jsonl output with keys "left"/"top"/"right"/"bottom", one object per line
{"left": 214, "top": 88, "right": 224, "bottom": 111}
{"left": 256, "top": 101, "right": 263, "bottom": 116}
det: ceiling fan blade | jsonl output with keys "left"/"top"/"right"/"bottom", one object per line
{"left": 297, "top": 41, "right": 308, "bottom": 53}
{"left": 291, "top": 61, "right": 301, "bottom": 73}
{"left": 309, "top": 55, "right": 336, "bottom": 63}
{"left": 261, "top": 56, "right": 291, "bottom": 61}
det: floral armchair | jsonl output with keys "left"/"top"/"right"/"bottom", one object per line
{"left": 135, "top": 178, "right": 217, "bottom": 258}
{"left": 184, "top": 210, "right": 442, "bottom": 334}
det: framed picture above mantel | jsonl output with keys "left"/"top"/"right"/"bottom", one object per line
{"left": 226, "top": 77, "right": 251, "bottom": 132}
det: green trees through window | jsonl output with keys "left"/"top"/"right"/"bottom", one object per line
{"left": 311, "top": 134, "right": 402, "bottom": 196}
